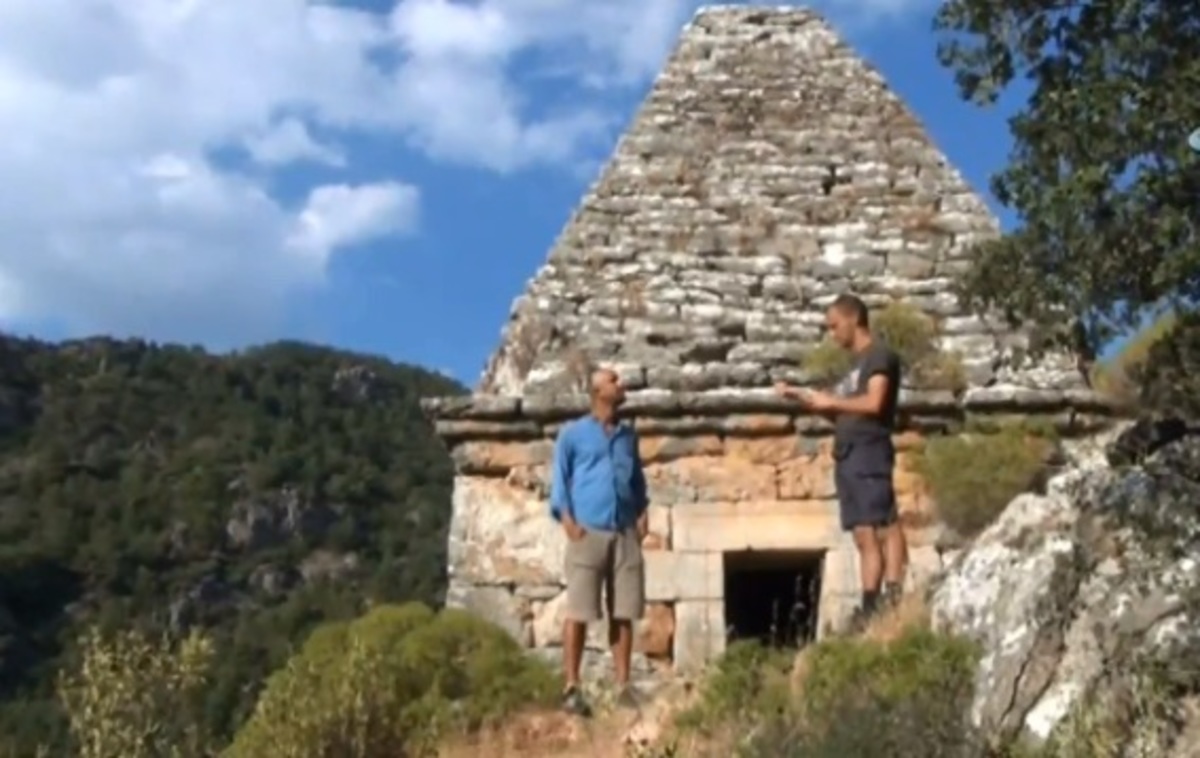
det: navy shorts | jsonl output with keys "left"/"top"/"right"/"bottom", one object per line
{"left": 833, "top": 438, "right": 898, "bottom": 531}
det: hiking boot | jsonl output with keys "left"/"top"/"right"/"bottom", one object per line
{"left": 561, "top": 685, "right": 591, "bottom": 717}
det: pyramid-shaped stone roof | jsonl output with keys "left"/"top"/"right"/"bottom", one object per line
{"left": 477, "top": 5, "right": 1081, "bottom": 397}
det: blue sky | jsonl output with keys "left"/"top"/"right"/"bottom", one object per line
{"left": 0, "top": 0, "right": 1031, "bottom": 386}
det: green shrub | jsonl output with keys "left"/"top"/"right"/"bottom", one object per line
{"left": 1091, "top": 311, "right": 1177, "bottom": 405}
{"left": 962, "top": 414, "right": 1059, "bottom": 440}
{"left": 57, "top": 627, "right": 216, "bottom": 758}
{"left": 674, "top": 641, "right": 794, "bottom": 733}
{"left": 744, "top": 627, "right": 980, "bottom": 757}
{"left": 913, "top": 425, "right": 1050, "bottom": 537}
{"left": 802, "top": 340, "right": 854, "bottom": 383}
{"left": 227, "top": 603, "right": 557, "bottom": 758}
{"left": 801, "top": 301, "right": 966, "bottom": 391}
{"left": 1130, "top": 309, "right": 1200, "bottom": 418}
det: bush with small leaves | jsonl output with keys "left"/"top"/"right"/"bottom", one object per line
{"left": 743, "top": 627, "right": 980, "bottom": 757}
{"left": 56, "top": 627, "right": 216, "bottom": 758}
{"left": 227, "top": 602, "right": 558, "bottom": 758}
{"left": 801, "top": 301, "right": 966, "bottom": 391}
{"left": 913, "top": 423, "right": 1051, "bottom": 537}
{"left": 674, "top": 640, "right": 794, "bottom": 734}
{"left": 802, "top": 341, "right": 854, "bottom": 383}
{"left": 1131, "top": 309, "right": 1200, "bottom": 419}
{"left": 1090, "top": 311, "right": 1177, "bottom": 406}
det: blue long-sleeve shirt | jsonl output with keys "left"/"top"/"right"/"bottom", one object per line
{"left": 549, "top": 415, "right": 648, "bottom": 531}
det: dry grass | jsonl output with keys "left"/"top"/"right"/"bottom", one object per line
{"left": 440, "top": 679, "right": 706, "bottom": 758}
{"left": 789, "top": 592, "right": 930, "bottom": 693}
{"left": 440, "top": 705, "right": 674, "bottom": 758}
{"left": 439, "top": 709, "right": 617, "bottom": 758}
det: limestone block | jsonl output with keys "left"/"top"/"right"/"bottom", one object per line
{"left": 892, "top": 452, "right": 927, "bottom": 499}
{"left": 445, "top": 581, "right": 532, "bottom": 646}
{"left": 646, "top": 457, "right": 778, "bottom": 504}
{"left": 448, "top": 476, "right": 565, "bottom": 586}
{"left": 817, "top": 544, "right": 861, "bottom": 637}
{"left": 636, "top": 603, "right": 675, "bottom": 659}
{"left": 673, "top": 500, "right": 840, "bottom": 552}
{"left": 530, "top": 591, "right": 609, "bottom": 650}
{"left": 644, "top": 504, "right": 671, "bottom": 549}
{"left": 505, "top": 464, "right": 550, "bottom": 497}
{"left": 719, "top": 414, "right": 794, "bottom": 435}
{"left": 906, "top": 544, "right": 943, "bottom": 593}
{"left": 778, "top": 448, "right": 836, "bottom": 500}
{"left": 639, "top": 434, "right": 723, "bottom": 464}
{"left": 724, "top": 433, "right": 805, "bottom": 465}
{"left": 674, "top": 600, "right": 725, "bottom": 671}
{"left": 452, "top": 439, "right": 553, "bottom": 475}
{"left": 645, "top": 551, "right": 722, "bottom": 601}
{"left": 642, "top": 533, "right": 668, "bottom": 550}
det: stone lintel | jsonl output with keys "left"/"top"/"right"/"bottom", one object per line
{"left": 673, "top": 500, "right": 840, "bottom": 552}
{"left": 425, "top": 387, "right": 1126, "bottom": 445}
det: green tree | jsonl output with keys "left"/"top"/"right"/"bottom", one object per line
{"left": 0, "top": 334, "right": 465, "bottom": 751}
{"left": 933, "top": 0, "right": 1200, "bottom": 355}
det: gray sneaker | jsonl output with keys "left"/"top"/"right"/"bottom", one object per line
{"left": 561, "top": 685, "right": 591, "bottom": 717}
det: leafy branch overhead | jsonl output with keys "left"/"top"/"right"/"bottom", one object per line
{"left": 933, "top": 0, "right": 1200, "bottom": 355}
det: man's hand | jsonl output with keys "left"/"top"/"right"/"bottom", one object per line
{"left": 775, "top": 382, "right": 836, "bottom": 412}
{"left": 562, "top": 515, "right": 586, "bottom": 542}
{"left": 801, "top": 389, "right": 836, "bottom": 412}
{"left": 636, "top": 512, "right": 649, "bottom": 540}
{"left": 773, "top": 381, "right": 798, "bottom": 399}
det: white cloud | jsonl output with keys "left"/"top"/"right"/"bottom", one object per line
{"left": 289, "top": 183, "right": 420, "bottom": 256}
{"left": 245, "top": 119, "right": 346, "bottom": 168}
{"left": 0, "top": 0, "right": 921, "bottom": 346}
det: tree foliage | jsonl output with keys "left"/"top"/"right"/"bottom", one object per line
{"left": 227, "top": 603, "right": 557, "bottom": 758}
{"left": 0, "top": 334, "right": 463, "bottom": 752}
{"left": 933, "top": 0, "right": 1200, "bottom": 354}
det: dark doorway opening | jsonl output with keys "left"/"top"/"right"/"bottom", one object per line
{"left": 724, "top": 550, "right": 823, "bottom": 648}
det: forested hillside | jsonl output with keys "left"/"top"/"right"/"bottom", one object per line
{"left": 0, "top": 334, "right": 463, "bottom": 751}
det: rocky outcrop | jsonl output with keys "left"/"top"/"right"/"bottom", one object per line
{"left": 932, "top": 418, "right": 1200, "bottom": 754}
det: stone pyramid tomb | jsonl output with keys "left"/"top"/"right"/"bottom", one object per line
{"left": 475, "top": 5, "right": 1080, "bottom": 398}
{"left": 422, "top": 7, "right": 1116, "bottom": 675}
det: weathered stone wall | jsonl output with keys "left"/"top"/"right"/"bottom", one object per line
{"left": 425, "top": 388, "right": 1119, "bottom": 675}
{"left": 476, "top": 6, "right": 1081, "bottom": 398}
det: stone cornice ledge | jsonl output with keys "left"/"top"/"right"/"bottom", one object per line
{"left": 423, "top": 386, "right": 1124, "bottom": 426}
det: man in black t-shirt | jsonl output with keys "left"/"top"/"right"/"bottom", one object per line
{"left": 775, "top": 294, "right": 909, "bottom": 629}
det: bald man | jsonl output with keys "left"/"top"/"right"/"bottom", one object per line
{"left": 549, "top": 368, "right": 649, "bottom": 715}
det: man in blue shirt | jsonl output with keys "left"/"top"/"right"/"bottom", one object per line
{"left": 549, "top": 367, "right": 649, "bottom": 715}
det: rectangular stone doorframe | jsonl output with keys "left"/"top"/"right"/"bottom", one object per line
{"left": 817, "top": 533, "right": 860, "bottom": 638}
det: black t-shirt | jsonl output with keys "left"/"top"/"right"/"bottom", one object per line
{"left": 832, "top": 342, "right": 901, "bottom": 446}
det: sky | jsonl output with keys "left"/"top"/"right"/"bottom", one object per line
{"left": 0, "top": 0, "right": 1033, "bottom": 386}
